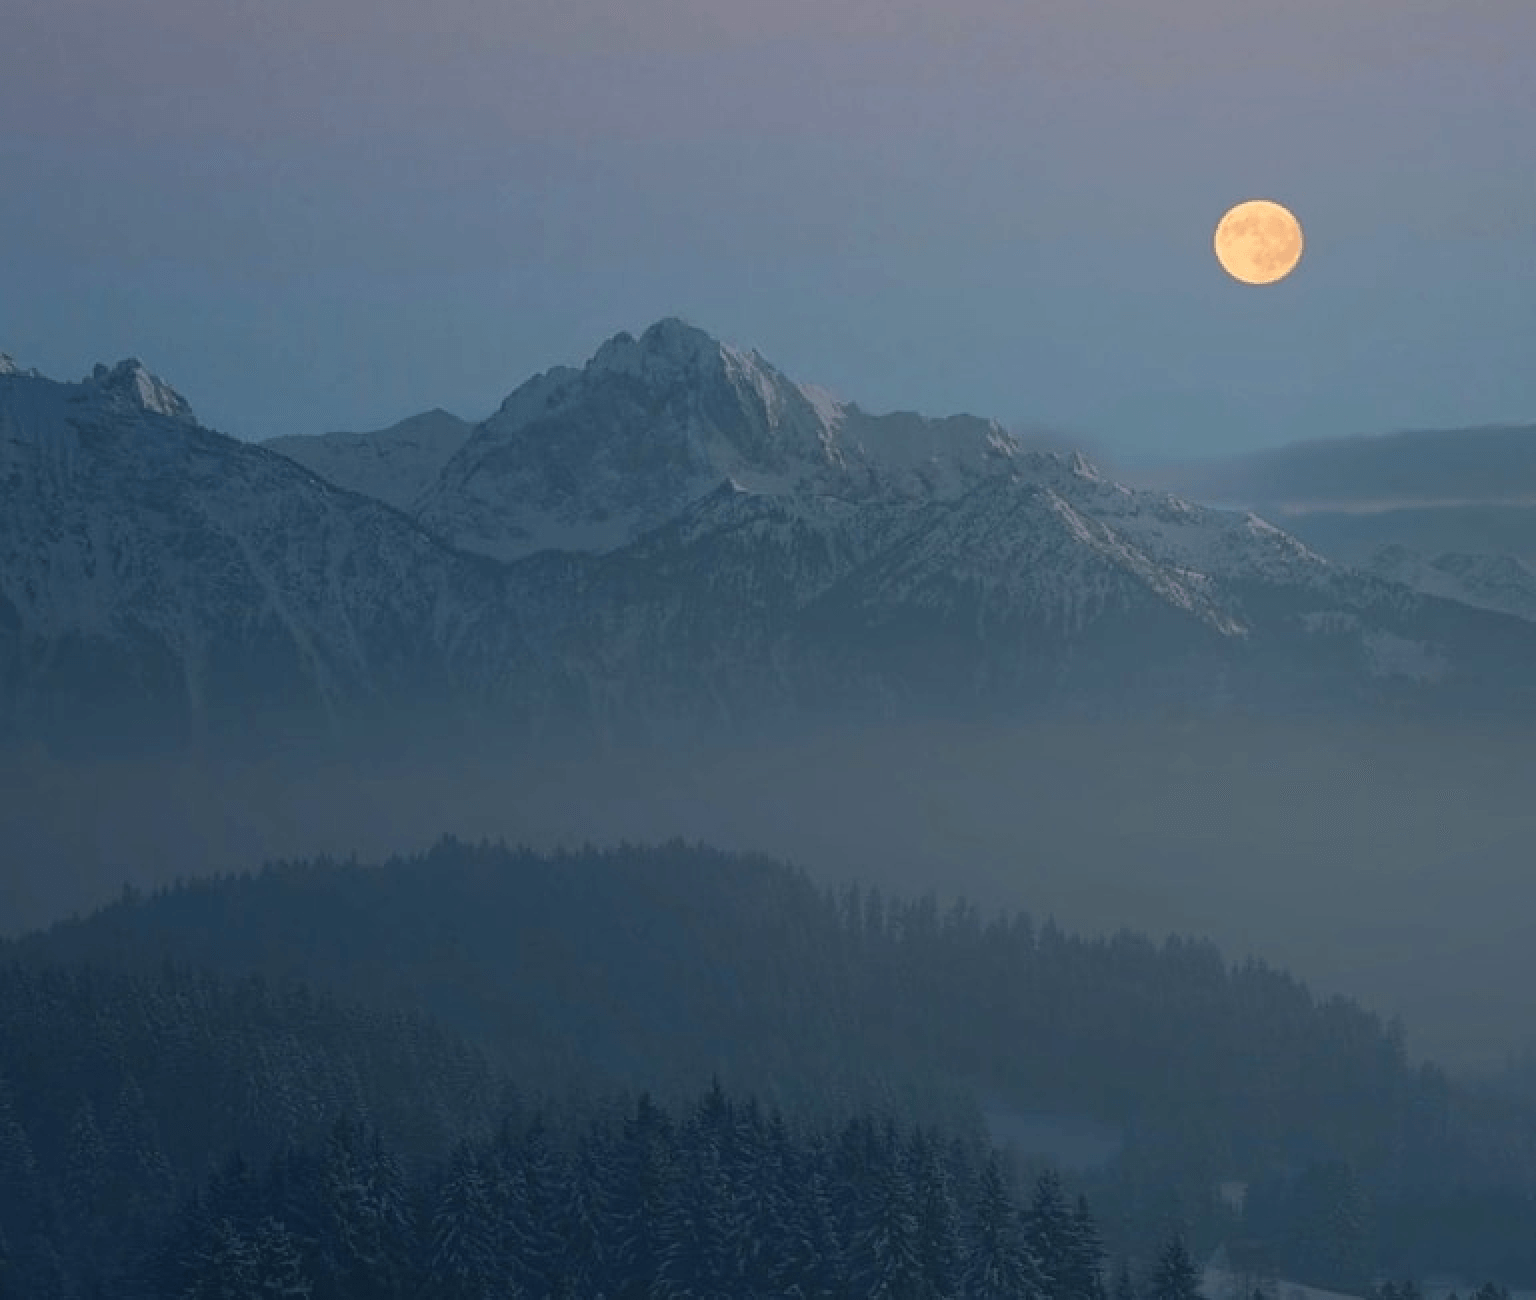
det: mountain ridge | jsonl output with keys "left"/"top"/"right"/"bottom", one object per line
{"left": 7, "top": 327, "right": 1536, "bottom": 750}
{"left": 263, "top": 407, "right": 473, "bottom": 513}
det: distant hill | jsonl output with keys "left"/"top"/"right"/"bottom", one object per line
{"left": 1139, "top": 424, "right": 1536, "bottom": 513}
{"left": 0, "top": 956, "right": 506, "bottom": 1295}
{"left": 1279, "top": 504, "right": 1536, "bottom": 575}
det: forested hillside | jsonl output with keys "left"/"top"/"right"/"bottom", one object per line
{"left": 144, "top": 1086, "right": 1121, "bottom": 1300}
{"left": 0, "top": 958, "right": 1148, "bottom": 1300}
{"left": 12, "top": 838, "right": 1536, "bottom": 1285}
{"left": 0, "top": 961, "right": 508, "bottom": 1296}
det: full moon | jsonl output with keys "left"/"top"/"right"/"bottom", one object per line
{"left": 1213, "top": 199, "right": 1304, "bottom": 285}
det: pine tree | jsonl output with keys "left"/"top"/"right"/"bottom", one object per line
{"left": 963, "top": 1154, "right": 1042, "bottom": 1300}
{"left": 848, "top": 1135, "right": 924, "bottom": 1299}
{"left": 550, "top": 1131, "right": 611, "bottom": 1297}
{"left": 1287, "top": 1161, "right": 1368, "bottom": 1292}
{"left": 610, "top": 1094, "right": 674, "bottom": 1298}
{"left": 775, "top": 1162, "right": 844, "bottom": 1299}
{"left": 1069, "top": 1192, "right": 1108, "bottom": 1300}
{"left": 909, "top": 1129, "right": 963, "bottom": 1299}
{"left": 1025, "top": 1169, "right": 1077, "bottom": 1299}
{"left": 727, "top": 1101, "right": 783, "bottom": 1292}
{"left": 1150, "top": 1234, "right": 1202, "bottom": 1300}
{"left": 316, "top": 1117, "right": 414, "bottom": 1300}
{"left": 652, "top": 1136, "right": 732, "bottom": 1299}
{"left": 425, "top": 1144, "right": 500, "bottom": 1300}
{"left": 493, "top": 1116, "right": 561, "bottom": 1297}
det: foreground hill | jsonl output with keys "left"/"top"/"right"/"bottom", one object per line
{"left": 0, "top": 957, "right": 506, "bottom": 1296}
{"left": 0, "top": 952, "right": 1116, "bottom": 1300}
{"left": 14, "top": 837, "right": 1536, "bottom": 1283}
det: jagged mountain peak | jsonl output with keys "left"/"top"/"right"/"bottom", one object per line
{"left": 582, "top": 317, "right": 808, "bottom": 420}
{"left": 419, "top": 320, "right": 1036, "bottom": 561}
{"left": 417, "top": 321, "right": 853, "bottom": 560}
{"left": 476, "top": 318, "right": 787, "bottom": 447}
{"left": 83, "top": 358, "right": 196, "bottom": 424}
{"left": 0, "top": 352, "right": 44, "bottom": 380}
{"left": 580, "top": 317, "right": 816, "bottom": 441}
{"left": 589, "top": 316, "right": 729, "bottom": 378}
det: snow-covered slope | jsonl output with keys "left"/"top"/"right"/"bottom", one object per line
{"left": 415, "top": 317, "right": 1021, "bottom": 562}
{"left": 822, "top": 474, "right": 1246, "bottom": 639}
{"left": 263, "top": 408, "right": 472, "bottom": 513}
{"left": 0, "top": 362, "right": 528, "bottom": 745}
{"left": 1365, "top": 544, "right": 1536, "bottom": 623}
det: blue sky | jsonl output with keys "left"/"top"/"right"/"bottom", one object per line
{"left": 1, "top": 0, "right": 1532, "bottom": 459}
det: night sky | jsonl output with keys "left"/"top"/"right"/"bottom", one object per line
{"left": 3, "top": 0, "right": 1533, "bottom": 459}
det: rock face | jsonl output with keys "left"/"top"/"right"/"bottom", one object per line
{"left": 84, "top": 359, "right": 199, "bottom": 424}
{"left": 5, "top": 331, "right": 1536, "bottom": 750}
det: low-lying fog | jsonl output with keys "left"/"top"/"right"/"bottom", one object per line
{"left": 4, "top": 716, "right": 1533, "bottom": 1074}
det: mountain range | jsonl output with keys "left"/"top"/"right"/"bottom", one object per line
{"left": 1137, "top": 424, "right": 1536, "bottom": 611}
{"left": 5, "top": 321, "right": 1536, "bottom": 751}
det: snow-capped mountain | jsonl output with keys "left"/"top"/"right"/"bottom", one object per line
{"left": 6, "top": 329, "right": 1536, "bottom": 750}
{"left": 0, "top": 360, "right": 530, "bottom": 745}
{"left": 263, "top": 408, "right": 472, "bottom": 513}
{"left": 414, "top": 317, "right": 1021, "bottom": 562}
{"left": 1365, "top": 544, "right": 1536, "bottom": 623}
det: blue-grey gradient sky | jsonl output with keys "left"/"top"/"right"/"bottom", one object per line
{"left": 2, "top": 0, "right": 1533, "bottom": 459}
